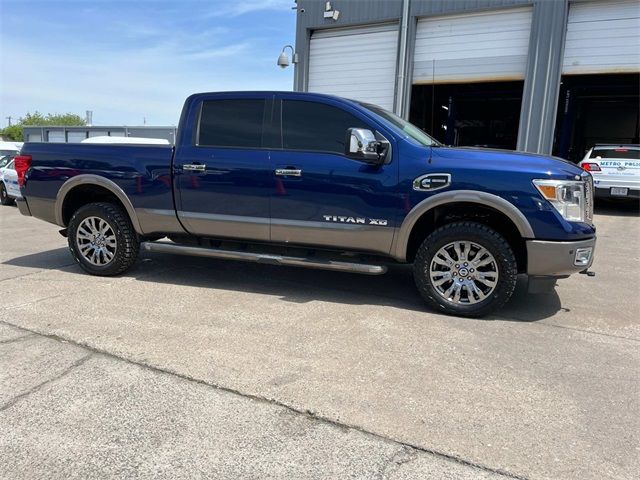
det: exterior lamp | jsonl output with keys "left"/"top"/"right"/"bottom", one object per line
{"left": 277, "top": 45, "right": 298, "bottom": 69}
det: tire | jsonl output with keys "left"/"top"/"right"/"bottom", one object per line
{"left": 0, "top": 182, "right": 13, "bottom": 206}
{"left": 413, "top": 221, "right": 517, "bottom": 318}
{"left": 67, "top": 202, "right": 139, "bottom": 276}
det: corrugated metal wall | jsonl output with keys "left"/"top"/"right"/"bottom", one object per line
{"left": 413, "top": 7, "right": 533, "bottom": 84}
{"left": 292, "top": 0, "right": 639, "bottom": 154}
{"left": 563, "top": 0, "right": 640, "bottom": 74}
{"left": 308, "top": 24, "right": 399, "bottom": 110}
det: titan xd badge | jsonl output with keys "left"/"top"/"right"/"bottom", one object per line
{"left": 323, "top": 215, "right": 388, "bottom": 226}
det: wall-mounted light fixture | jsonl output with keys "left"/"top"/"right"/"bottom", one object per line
{"left": 277, "top": 45, "right": 299, "bottom": 69}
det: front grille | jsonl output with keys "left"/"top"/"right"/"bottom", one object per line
{"left": 584, "top": 173, "right": 594, "bottom": 224}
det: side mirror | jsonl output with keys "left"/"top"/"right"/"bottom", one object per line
{"left": 345, "top": 128, "right": 386, "bottom": 164}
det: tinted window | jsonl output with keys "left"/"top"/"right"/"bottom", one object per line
{"left": 282, "top": 100, "right": 369, "bottom": 153}
{"left": 198, "top": 99, "right": 265, "bottom": 148}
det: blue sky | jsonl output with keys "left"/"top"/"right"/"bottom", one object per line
{"left": 0, "top": 0, "right": 296, "bottom": 126}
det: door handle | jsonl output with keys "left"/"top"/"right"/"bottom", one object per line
{"left": 183, "top": 164, "right": 206, "bottom": 172}
{"left": 275, "top": 168, "right": 302, "bottom": 177}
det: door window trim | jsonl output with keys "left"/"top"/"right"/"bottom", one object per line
{"left": 278, "top": 98, "right": 374, "bottom": 155}
{"left": 275, "top": 98, "right": 393, "bottom": 162}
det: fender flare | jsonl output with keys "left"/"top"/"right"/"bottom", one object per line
{"left": 55, "top": 174, "right": 143, "bottom": 234}
{"left": 390, "top": 190, "right": 535, "bottom": 262}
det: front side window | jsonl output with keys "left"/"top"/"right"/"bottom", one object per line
{"left": 198, "top": 99, "right": 266, "bottom": 148}
{"left": 282, "top": 100, "right": 369, "bottom": 154}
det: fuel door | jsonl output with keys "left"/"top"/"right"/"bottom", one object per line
{"left": 413, "top": 173, "right": 451, "bottom": 192}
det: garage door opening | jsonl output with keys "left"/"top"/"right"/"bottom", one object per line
{"left": 553, "top": 73, "right": 640, "bottom": 162}
{"left": 409, "top": 81, "right": 524, "bottom": 149}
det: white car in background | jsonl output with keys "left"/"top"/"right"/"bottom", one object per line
{"left": 0, "top": 141, "right": 21, "bottom": 205}
{"left": 0, "top": 140, "right": 20, "bottom": 159}
{"left": 0, "top": 158, "right": 21, "bottom": 205}
{"left": 579, "top": 144, "right": 640, "bottom": 199}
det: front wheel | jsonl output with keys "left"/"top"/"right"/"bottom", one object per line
{"left": 413, "top": 221, "right": 517, "bottom": 318}
{"left": 67, "top": 202, "right": 139, "bottom": 276}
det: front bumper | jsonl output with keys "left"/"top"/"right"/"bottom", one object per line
{"left": 526, "top": 237, "right": 596, "bottom": 277}
{"left": 16, "top": 197, "right": 32, "bottom": 216}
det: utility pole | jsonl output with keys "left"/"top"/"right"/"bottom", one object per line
{"left": 5, "top": 116, "right": 12, "bottom": 126}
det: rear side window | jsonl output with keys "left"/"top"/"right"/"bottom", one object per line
{"left": 590, "top": 148, "right": 640, "bottom": 160}
{"left": 198, "top": 99, "right": 266, "bottom": 148}
{"left": 281, "top": 100, "right": 369, "bottom": 154}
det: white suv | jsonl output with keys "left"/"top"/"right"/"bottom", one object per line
{"left": 579, "top": 145, "right": 640, "bottom": 199}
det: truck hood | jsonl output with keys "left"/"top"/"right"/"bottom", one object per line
{"left": 432, "top": 146, "right": 584, "bottom": 179}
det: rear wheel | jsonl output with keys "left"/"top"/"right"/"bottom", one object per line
{"left": 0, "top": 182, "right": 13, "bottom": 205}
{"left": 68, "top": 202, "right": 139, "bottom": 276}
{"left": 413, "top": 221, "right": 517, "bottom": 318}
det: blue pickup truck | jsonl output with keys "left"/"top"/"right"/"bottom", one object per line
{"left": 14, "top": 91, "right": 595, "bottom": 317}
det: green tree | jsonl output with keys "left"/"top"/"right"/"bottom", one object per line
{"left": 0, "top": 124, "right": 23, "bottom": 141}
{"left": 1, "top": 112, "right": 87, "bottom": 141}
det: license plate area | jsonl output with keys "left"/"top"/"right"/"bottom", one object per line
{"left": 611, "top": 187, "right": 628, "bottom": 196}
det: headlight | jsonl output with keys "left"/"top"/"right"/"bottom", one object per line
{"left": 533, "top": 179, "right": 586, "bottom": 222}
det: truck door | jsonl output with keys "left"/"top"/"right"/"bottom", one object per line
{"left": 174, "top": 96, "right": 273, "bottom": 241}
{"left": 269, "top": 97, "right": 400, "bottom": 254}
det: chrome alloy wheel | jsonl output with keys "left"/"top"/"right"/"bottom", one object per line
{"left": 429, "top": 241, "right": 499, "bottom": 305}
{"left": 75, "top": 216, "right": 117, "bottom": 266}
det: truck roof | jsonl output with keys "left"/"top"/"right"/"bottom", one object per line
{"left": 192, "top": 90, "right": 339, "bottom": 97}
{"left": 189, "top": 90, "right": 361, "bottom": 105}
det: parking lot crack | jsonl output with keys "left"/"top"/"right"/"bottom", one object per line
{"left": 0, "top": 352, "right": 92, "bottom": 412}
{"left": 0, "top": 319, "right": 527, "bottom": 479}
{"left": 377, "top": 446, "right": 418, "bottom": 479}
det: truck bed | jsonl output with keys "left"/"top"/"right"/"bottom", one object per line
{"left": 20, "top": 142, "right": 180, "bottom": 235}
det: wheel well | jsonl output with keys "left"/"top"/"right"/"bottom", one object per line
{"left": 61, "top": 185, "right": 128, "bottom": 226}
{"left": 405, "top": 202, "right": 527, "bottom": 273}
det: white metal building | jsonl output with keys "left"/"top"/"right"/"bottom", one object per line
{"left": 22, "top": 126, "right": 177, "bottom": 145}
{"left": 294, "top": 0, "right": 640, "bottom": 159}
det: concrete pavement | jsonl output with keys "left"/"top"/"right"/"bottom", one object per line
{"left": 1, "top": 201, "right": 638, "bottom": 479}
{"left": 1, "top": 323, "right": 504, "bottom": 480}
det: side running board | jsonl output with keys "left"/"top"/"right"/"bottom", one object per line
{"left": 141, "top": 241, "right": 387, "bottom": 275}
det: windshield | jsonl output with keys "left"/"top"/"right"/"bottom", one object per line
{"left": 357, "top": 102, "right": 439, "bottom": 147}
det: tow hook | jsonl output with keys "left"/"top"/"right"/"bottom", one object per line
{"left": 59, "top": 228, "right": 68, "bottom": 238}
{"left": 580, "top": 269, "right": 596, "bottom": 277}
